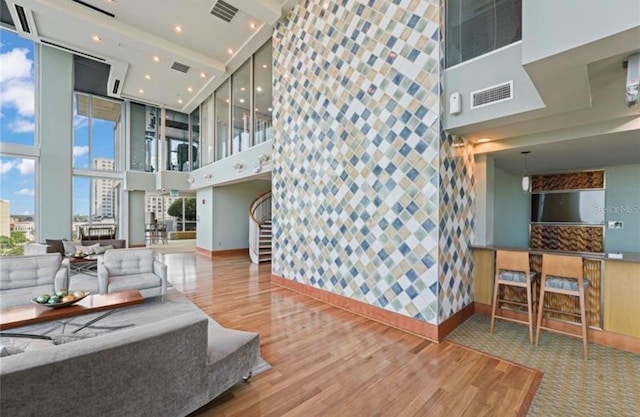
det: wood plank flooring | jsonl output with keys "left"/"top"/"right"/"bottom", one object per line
{"left": 163, "top": 253, "right": 541, "bottom": 417}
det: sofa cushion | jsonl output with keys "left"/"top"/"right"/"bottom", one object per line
{"left": 0, "top": 254, "right": 62, "bottom": 291}
{"left": 103, "top": 249, "right": 154, "bottom": 275}
{"left": 0, "top": 283, "right": 57, "bottom": 308}
{"left": 107, "top": 273, "right": 162, "bottom": 293}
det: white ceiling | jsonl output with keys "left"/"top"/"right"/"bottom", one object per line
{"left": 6, "top": 0, "right": 295, "bottom": 112}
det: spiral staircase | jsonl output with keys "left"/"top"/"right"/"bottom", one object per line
{"left": 249, "top": 191, "right": 272, "bottom": 264}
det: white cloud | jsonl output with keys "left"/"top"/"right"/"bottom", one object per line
{"left": 0, "top": 160, "right": 16, "bottom": 174}
{"left": 0, "top": 48, "right": 34, "bottom": 118}
{"left": 8, "top": 118, "right": 34, "bottom": 133}
{"left": 16, "top": 188, "right": 34, "bottom": 196}
{"left": 17, "top": 158, "right": 35, "bottom": 175}
{"left": 73, "top": 145, "right": 89, "bottom": 157}
{"left": 74, "top": 114, "right": 89, "bottom": 129}
{"left": 0, "top": 48, "right": 32, "bottom": 82}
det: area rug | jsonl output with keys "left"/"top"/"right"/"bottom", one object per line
{"left": 447, "top": 314, "right": 640, "bottom": 417}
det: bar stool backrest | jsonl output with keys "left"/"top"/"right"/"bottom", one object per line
{"left": 541, "top": 254, "right": 583, "bottom": 287}
{"left": 496, "top": 250, "right": 530, "bottom": 275}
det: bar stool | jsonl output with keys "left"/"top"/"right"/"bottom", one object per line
{"left": 535, "top": 254, "right": 590, "bottom": 360}
{"left": 490, "top": 250, "right": 538, "bottom": 343}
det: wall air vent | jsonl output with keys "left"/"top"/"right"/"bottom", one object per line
{"left": 171, "top": 61, "right": 190, "bottom": 73}
{"left": 470, "top": 81, "right": 513, "bottom": 109}
{"left": 210, "top": 0, "right": 238, "bottom": 23}
{"left": 112, "top": 79, "right": 120, "bottom": 95}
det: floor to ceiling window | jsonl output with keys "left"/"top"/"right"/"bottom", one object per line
{"left": 71, "top": 92, "right": 123, "bottom": 238}
{"left": 215, "top": 80, "right": 230, "bottom": 161}
{"left": 130, "top": 102, "right": 160, "bottom": 172}
{"left": 253, "top": 42, "right": 273, "bottom": 145}
{"left": 0, "top": 28, "right": 37, "bottom": 255}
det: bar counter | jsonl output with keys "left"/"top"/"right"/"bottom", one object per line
{"left": 472, "top": 246, "right": 640, "bottom": 353}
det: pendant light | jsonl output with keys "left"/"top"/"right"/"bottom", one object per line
{"left": 521, "top": 151, "right": 531, "bottom": 192}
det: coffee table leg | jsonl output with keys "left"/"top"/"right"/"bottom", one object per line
{"left": 72, "top": 309, "right": 118, "bottom": 334}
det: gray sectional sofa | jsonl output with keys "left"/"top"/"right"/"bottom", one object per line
{"left": 0, "top": 289, "right": 260, "bottom": 416}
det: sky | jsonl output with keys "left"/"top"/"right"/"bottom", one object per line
{"left": 0, "top": 28, "right": 36, "bottom": 216}
{"left": 1, "top": 28, "right": 117, "bottom": 217}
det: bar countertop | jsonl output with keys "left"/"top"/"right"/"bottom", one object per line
{"left": 471, "top": 245, "right": 640, "bottom": 264}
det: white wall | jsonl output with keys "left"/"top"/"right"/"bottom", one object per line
{"left": 522, "top": 0, "right": 640, "bottom": 65}
{"left": 443, "top": 43, "right": 545, "bottom": 130}
{"left": 196, "top": 187, "right": 214, "bottom": 250}
{"left": 207, "top": 180, "right": 271, "bottom": 251}
{"left": 38, "top": 45, "right": 73, "bottom": 240}
{"left": 604, "top": 164, "right": 640, "bottom": 253}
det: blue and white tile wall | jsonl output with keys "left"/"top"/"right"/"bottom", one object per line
{"left": 272, "top": 0, "right": 474, "bottom": 325}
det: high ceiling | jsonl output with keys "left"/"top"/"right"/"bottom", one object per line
{"left": 3, "top": 0, "right": 296, "bottom": 112}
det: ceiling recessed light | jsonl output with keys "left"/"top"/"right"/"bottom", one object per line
{"left": 92, "top": 35, "right": 101, "bottom": 42}
{"left": 268, "top": 107, "right": 272, "bottom": 112}
{"left": 477, "top": 138, "right": 492, "bottom": 143}
{"left": 256, "top": 86, "right": 263, "bottom": 92}
{"left": 249, "top": 22, "right": 256, "bottom": 29}
{"left": 240, "top": 87, "right": 245, "bottom": 92}
{"left": 178, "top": 99, "right": 183, "bottom": 104}
{"left": 200, "top": 72, "right": 206, "bottom": 78}
{"left": 145, "top": 74, "right": 151, "bottom": 80}
{"left": 174, "top": 25, "right": 183, "bottom": 33}
{"left": 225, "top": 99, "right": 230, "bottom": 103}
{"left": 227, "top": 48, "right": 234, "bottom": 54}
{"left": 187, "top": 87, "right": 193, "bottom": 93}
{"left": 239, "top": 98, "right": 245, "bottom": 103}
{"left": 139, "top": 89, "right": 144, "bottom": 94}
{"left": 262, "top": 64, "right": 268, "bottom": 69}
{"left": 153, "top": 56, "right": 160, "bottom": 62}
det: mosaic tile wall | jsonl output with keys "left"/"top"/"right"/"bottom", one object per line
{"left": 272, "top": 0, "right": 474, "bottom": 325}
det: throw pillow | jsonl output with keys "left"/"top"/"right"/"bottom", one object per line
{"left": 75, "top": 243, "right": 101, "bottom": 255}
{"left": 0, "top": 343, "right": 24, "bottom": 357}
{"left": 62, "top": 240, "right": 81, "bottom": 255}
{"left": 93, "top": 245, "right": 107, "bottom": 255}
{"left": 45, "top": 239, "right": 65, "bottom": 256}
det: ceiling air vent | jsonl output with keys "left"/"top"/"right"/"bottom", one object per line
{"left": 171, "top": 61, "right": 190, "bottom": 73}
{"left": 210, "top": 0, "right": 238, "bottom": 23}
{"left": 470, "top": 81, "right": 513, "bottom": 109}
{"left": 14, "top": 5, "right": 30, "bottom": 33}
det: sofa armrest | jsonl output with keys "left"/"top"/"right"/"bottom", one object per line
{"left": 54, "top": 265, "right": 69, "bottom": 293}
{"left": 153, "top": 260, "right": 168, "bottom": 296}
{"left": 97, "top": 262, "right": 109, "bottom": 294}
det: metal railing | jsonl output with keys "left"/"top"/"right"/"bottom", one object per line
{"left": 249, "top": 191, "right": 272, "bottom": 264}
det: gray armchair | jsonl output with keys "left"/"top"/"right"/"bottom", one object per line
{"left": 97, "top": 248, "right": 167, "bottom": 298}
{"left": 0, "top": 254, "right": 69, "bottom": 308}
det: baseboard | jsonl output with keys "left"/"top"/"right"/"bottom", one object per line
{"left": 196, "top": 247, "right": 248, "bottom": 258}
{"left": 129, "top": 244, "right": 146, "bottom": 248}
{"left": 475, "top": 302, "right": 640, "bottom": 355}
{"left": 271, "top": 274, "right": 473, "bottom": 342}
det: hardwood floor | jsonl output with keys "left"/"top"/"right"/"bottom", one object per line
{"left": 164, "top": 253, "right": 541, "bottom": 417}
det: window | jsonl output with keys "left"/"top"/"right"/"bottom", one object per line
{"left": 200, "top": 94, "right": 215, "bottom": 166}
{"left": 445, "top": 0, "right": 522, "bottom": 68}
{"left": 0, "top": 29, "right": 36, "bottom": 146}
{"left": 190, "top": 108, "right": 200, "bottom": 170}
{"left": 215, "top": 80, "right": 230, "bottom": 161}
{"left": 130, "top": 102, "right": 160, "bottom": 172}
{"left": 253, "top": 42, "right": 273, "bottom": 145}
{"left": 165, "top": 109, "right": 191, "bottom": 171}
{"left": 232, "top": 61, "right": 251, "bottom": 154}
{"left": 0, "top": 156, "right": 36, "bottom": 255}
{"left": 211, "top": 39, "right": 273, "bottom": 161}
{"left": 73, "top": 176, "right": 120, "bottom": 240}
{"left": 73, "top": 93, "right": 123, "bottom": 171}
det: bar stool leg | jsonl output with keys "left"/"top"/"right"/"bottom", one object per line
{"left": 535, "top": 277, "right": 546, "bottom": 346}
{"left": 490, "top": 273, "right": 501, "bottom": 334}
{"left": 526, "top": 279, "right": 534, "bottom": 344}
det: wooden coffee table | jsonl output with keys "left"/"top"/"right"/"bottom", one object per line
{"left": 0, "top": 290, "right": 144, "bottom": 330}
